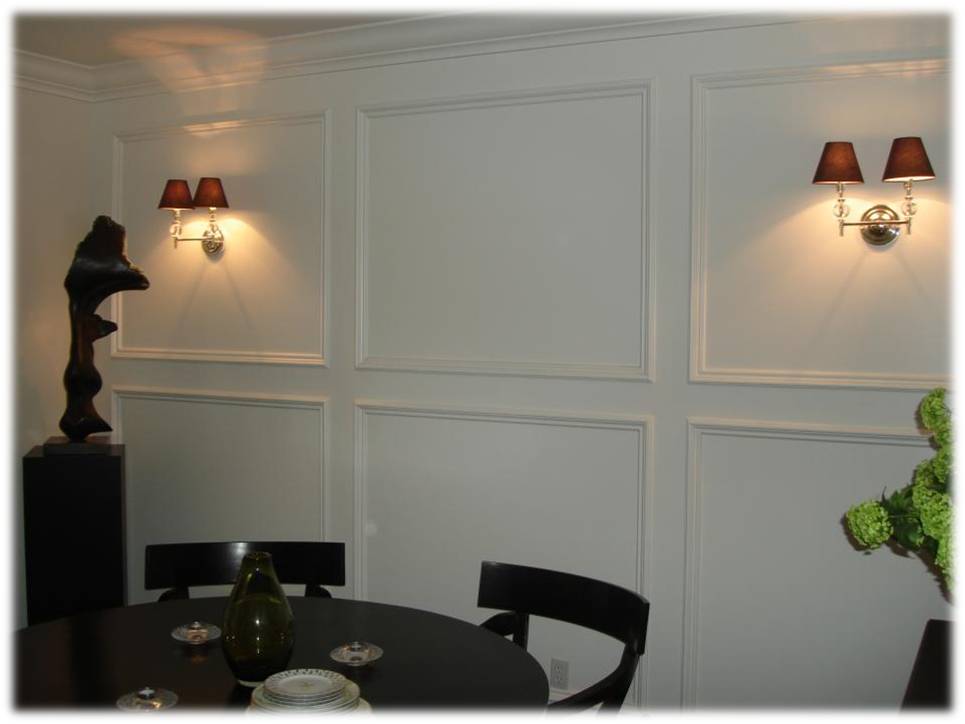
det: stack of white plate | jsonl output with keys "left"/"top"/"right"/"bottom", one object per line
{"left": 249, "top": 668, "right": 371, "bottom": 713}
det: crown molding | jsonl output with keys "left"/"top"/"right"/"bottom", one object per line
{"left": 15, "top": 13, "right": 816, "bottom": 103}
{"left": 15, "top": 50, "right": 98, "bottom": 101}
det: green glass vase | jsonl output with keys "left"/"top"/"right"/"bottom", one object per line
{"left": 222, "top": 552, "right": 294, "bottom": 687}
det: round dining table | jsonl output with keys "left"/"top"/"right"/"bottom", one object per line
{"left": 16, "top": 596, "right": 549, "bottom": 709}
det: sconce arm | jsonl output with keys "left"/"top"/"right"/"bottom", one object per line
{"left": 840, "top": 218, "right": 910, "bottom": 229}
{"left": 838, "top": 203, "right": 910, "bottom": 244}
{"left": 167, "top": 207, "right": 225, "bottom": 255}
{"left": 172, "top": 231, "right": 225, "bottom": 255}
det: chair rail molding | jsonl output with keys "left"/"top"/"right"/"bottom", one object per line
{"left": 110, "top": 385, "right": 330, "bottom": 540}
{"left": 109, "top": 111, "right": 331, "bottom": 367}
{"left": 353, "top": 399, "right": 654, "bottom": 707}
{"left": 355, "top": 79, "right": 655, "bottom": 381}
{"left": 15, "top": 14, "right": 811, "bottom": 103}
{"left": 681, "top": 417, "right": 931, "bottom": 708}
{"left": 689, "top": 57, "right": 950, "bottom": 391}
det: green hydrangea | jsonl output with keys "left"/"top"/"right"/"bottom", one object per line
{"left": 914, "top": 459, "right": 937, "bottom": 488}
{"left": 913, "top": 485, "right": 952, "bottom": 540}
{"left": 932, "top": 447, "right": 951, "bottom": 486}
{"left": 847, "top": 500, "right": 893, "bottom": 549}
{"left": 936, "top": 534, "right": 953, "bottom": 584}
{"left": 919, "top": 388, "right": 949, "bottom": 433}
{"left": 845, "top": 388, "right": 953, "bottom": 591}
{"left": 934, "top": 423, "right": 952, "bottom": 451}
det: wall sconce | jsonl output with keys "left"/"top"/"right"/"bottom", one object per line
{"left": 813, "top": 137, "right": 935, "bottom": 245}
{"left": 158, "top": 177, "right": 229, "bottom": 254}
{"left": 811, "top": 136, "right": 935, "bottom": 246}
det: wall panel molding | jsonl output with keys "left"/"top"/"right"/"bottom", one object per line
{"left": 689, "top": 58, "right": 949, "bottom": 390}
{"left": 356, "top": 81, "right": 655, "bottom": 381}
{"left": 353, "top": 399, "right": 654, "bottom": 705}
{"left": 110, "top": 112, "right": 331, "bottom": 367}
{"left": 111, "top": 385, "right": 329, "bottom": 539}
{"left": 681, "top": 417, "right": 929, "bottom": 707}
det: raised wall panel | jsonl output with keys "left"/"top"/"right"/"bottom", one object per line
{"left": 112, "top": 387, "right": 326, "bottom": 604}
{"left": 357, "top": 82, "right": 654, "bottom": 380}
{"left": 111, "top": 113, "right": 329, "bottom": 365}
{"left": 691, "top": 60, "right": 949, "bottom": 389}
{"left": 355, "top": 401, "right": 652, "bottom": 704}
{"left": 682, "top": 419, "right": 949, "bottom": 708}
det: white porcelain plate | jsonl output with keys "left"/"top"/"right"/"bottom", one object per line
{"left": 263, "top": 668, "right": 346, "bottom": 701}
{"left": 252, "top": 680, "right": 359, "bottom": 712}
{"left": 247, "top": 698, "right": 370, "bottom": 715}
{"left": 262, "top": 685, "right": 343, "bottom": 707}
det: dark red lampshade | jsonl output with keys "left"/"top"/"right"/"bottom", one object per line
{"left": 812, "top": 142, "right": 864, "bottom": 185}
{"left": 193, "top": 177, "right": 229, "bottom": 208}
{"left": 882, "top": 137, "right": 935, "bottom": 182}
{"left": 157, "top": 179, "right": 195, "bottom": 210}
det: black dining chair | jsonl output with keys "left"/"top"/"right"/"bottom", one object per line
{"left": 477, "top": 560, "right": 649, "bottom": 712}
{"left": 145, "top": 541, "right": 345, "bottom": 601}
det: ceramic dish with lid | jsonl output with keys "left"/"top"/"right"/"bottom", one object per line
{"left": 171, "top": 621, "right": 221, "bottom": 645}
{"left": 330, "top": 641, "right": 383, "bottom": 667}
{"left": 116, "top": 686, "right": 178, "bottom": 711}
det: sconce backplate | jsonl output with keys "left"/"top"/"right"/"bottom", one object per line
{"left": 859, "top": 204, "right": 901, "bottom": 246}
{"left": 201, "top": 238, "right": 224, "bottom": 255}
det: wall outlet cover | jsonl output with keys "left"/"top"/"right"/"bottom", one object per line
{"left": 550, "top": 658, "right": 569, "bottom": 690}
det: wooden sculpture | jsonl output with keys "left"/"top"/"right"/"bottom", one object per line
{"left": 59, "top": 216, "right": 149, "bottom": 442}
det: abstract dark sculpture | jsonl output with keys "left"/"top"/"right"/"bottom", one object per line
{"left": 59, "top": 216, "right": 149, "bottom": 442}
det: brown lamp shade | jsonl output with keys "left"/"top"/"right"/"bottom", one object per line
{"left": 812, "top": 142, "right": 864, "bottom": 185}
{"left": 882, "top": 137, "right": 935, "bottom": 182}
{"left": 158, "top": 179, "right": 195, "bottom": 209}
{"left": 193, "top": 177, "right": 229, "bottom": 208}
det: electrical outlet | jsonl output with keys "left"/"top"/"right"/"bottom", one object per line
{"left": 549, "top": 658, "right": 569, "bottom": 690}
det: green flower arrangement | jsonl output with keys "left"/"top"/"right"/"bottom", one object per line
{"left": 845, "top": 388, "right": 953, "bottom": 587}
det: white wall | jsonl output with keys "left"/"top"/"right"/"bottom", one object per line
{"left": 17, "top": 13, "right": 951, "bottom": 708}
{"left": 14, "top": 88, "right": 93, "bottom": 628}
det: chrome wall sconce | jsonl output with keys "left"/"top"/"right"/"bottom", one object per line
{"left": 158, "top": 177, "right": 229, "bottom": 254}
{"left": 812, "top": 137, "right": 935, "bottom": 245}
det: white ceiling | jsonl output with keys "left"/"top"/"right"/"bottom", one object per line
{"left": 15, "top": 14, "right": 413, "bottom": 66}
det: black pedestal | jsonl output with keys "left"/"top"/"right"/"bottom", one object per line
{"left": 902, "top": 619, "right": 952, "bottom": 709}
{"left": 22, "top": 441, "right": 127, "bottom": 625}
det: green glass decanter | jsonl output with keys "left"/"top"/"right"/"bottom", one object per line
{"left": 222, "top": 552, "right": 294, "bottom": 686}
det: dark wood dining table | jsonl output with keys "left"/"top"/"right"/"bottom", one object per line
{"left": 16, "top": 596, "right": 549, "bottom": 709}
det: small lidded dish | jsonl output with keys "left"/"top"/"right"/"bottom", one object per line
{"left": 116, "top": 686, "right": 178, "bottom": 711}
{"left": 330, "top": 641, "right": 383, "bottom": 667}
{"left": 171, "top": 620, "right": 221, "bottom": 645}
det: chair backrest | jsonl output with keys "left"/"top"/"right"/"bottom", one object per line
{"left": 145, "top": 541, "right": 345, "bottom": 600}
{"left": 478, "top": 561, "right": 648, "bottom": 653}
{"left": 477, "top": 561, "right": 649, "bottom": 711}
